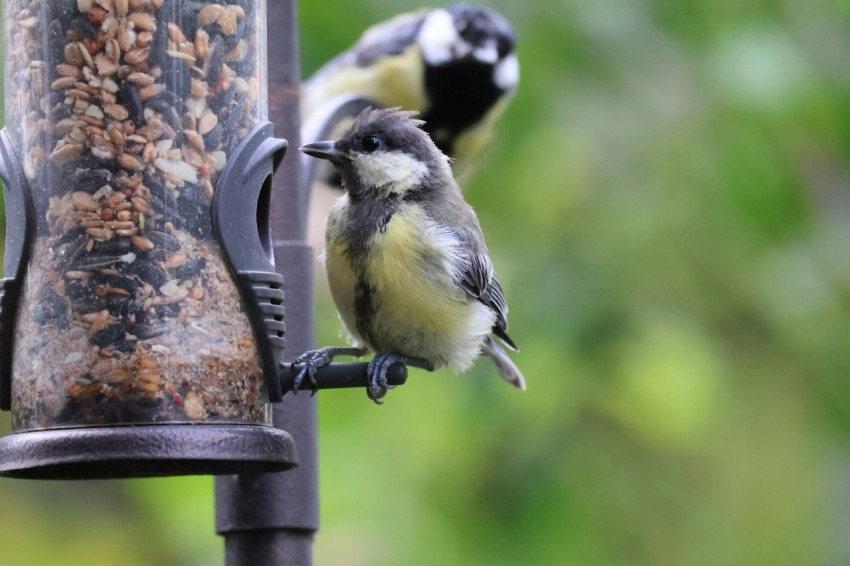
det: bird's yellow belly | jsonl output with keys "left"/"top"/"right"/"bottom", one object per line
{"left": 325, "top": 206, "right": 494, "bottom": 369}
{"left": 364, "top": 211, "right": 480, "bottom": 363}
{"left": 324, "top": 237, "right": 361, "bottom": 345}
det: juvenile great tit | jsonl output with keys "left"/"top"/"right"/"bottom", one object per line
{"left": 294, "top": 107, "right": 525, "bottom": 403}
{"left": 302, "top": 3, "right": 519, "bottom": 164}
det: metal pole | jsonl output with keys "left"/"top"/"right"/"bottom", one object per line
{"left": 215, "top": 1, "right": 319, "bottom": 565}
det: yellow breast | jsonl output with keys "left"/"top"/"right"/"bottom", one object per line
{"left": 324, "top": 203, "right": 495, "bottom": 368}
{"left": 324, "top": 198, "right": 362, "bottom": 345}
{"left": 365, "top": 207, "right": 468, "bottom": 339}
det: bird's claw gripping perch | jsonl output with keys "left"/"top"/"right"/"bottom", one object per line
{"left": 290, "top": 347, "right": 336, "bottom": 395}
{"left": 366, "top": 352, "right": 433, "bottom": 404}
{"left": 289, "top": 346, "right": 370, "bottom": 396}
{"left": 286, "top": 347, "right": 425, "bottom": 402}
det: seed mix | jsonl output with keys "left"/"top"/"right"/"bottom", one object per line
{"left": 5, "top": 0, "right": 271, "bottom": 429}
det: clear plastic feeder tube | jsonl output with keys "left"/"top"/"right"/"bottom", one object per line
{"left": 4, "top": 0, "right": 271, "bottom": 430}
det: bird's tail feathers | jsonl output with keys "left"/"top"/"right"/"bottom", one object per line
{"left": 483, "top": 337, "right": 526, "bottom": 390}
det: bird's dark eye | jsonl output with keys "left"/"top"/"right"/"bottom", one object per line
{"left": 362, "top": 135, "right": 381, "bottom": 153}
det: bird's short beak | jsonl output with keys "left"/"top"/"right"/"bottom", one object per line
{"left": 299, "top": 141, "right": 348, "bottom": 164}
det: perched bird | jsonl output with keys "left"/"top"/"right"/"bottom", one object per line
{"left": 294, "top": 107, "right": 525, "bottom": 403}
{"left": 302, "top": 3, "right": 519, "bottom": 164}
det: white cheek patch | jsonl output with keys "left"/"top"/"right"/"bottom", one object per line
{"left": 473, "top": 42, "right": 499, "bottom": 65}
{"left": 353, "top": 151, "right": 429, "bottom": 196}
{"left": 493, "top": 53, "right": 519, "bottom": 91}
{"left": 418, "top": 8, "right": 471, "bottom": 65}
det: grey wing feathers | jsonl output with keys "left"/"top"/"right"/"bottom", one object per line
{"left": 459, "top": 247, "right": 519, "bottom": 352}
{"left": 354, "top": 16, "right": 425, "bottom": 67}
{"left": 304, "top": 11, "right": 426, "bottom": 91}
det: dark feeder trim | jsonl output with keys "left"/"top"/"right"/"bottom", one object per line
{"left": 0, "top": 128, "right": 34, "bottom": 412}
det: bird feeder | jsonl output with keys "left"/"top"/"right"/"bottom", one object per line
{"left": 0, "top": 0, "right": 296, "bottom": 479}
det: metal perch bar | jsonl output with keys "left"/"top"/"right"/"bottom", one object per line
{"left": 280, "top": 362, "right": 408, "bottom": 393}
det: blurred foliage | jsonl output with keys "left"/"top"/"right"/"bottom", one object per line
{"left": 1, "top": 0, "right": 850, "bottom": 564}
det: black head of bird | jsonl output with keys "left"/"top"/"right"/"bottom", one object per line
{"left": 417, "top": 4, "right": 518, "bottom": 153}
{"left": 300, "top": 107, "right": 453, "bottom": 200}
{"left": 302, "top": 4, "right": 519, "bottom": 161}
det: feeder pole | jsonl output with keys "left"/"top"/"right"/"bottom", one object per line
{"left": 215, "top": 1, "right": 318, "bottom": 564}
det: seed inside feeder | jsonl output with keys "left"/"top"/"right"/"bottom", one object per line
{"left": 5, "top": 0, "right": 269, "bottom": 430}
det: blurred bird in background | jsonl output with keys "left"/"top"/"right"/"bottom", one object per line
{"left": 302, "top": 3, "right": 519, "bottom": 164}
{"left": 302, "top": 3, "right": 520, "bottom": 261}
{"left": 296, "top": 108, "right": 525, "bottom": 403}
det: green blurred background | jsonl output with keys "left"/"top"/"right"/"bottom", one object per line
{"left": 2, "top": 0, "right": 850, "bottom": 564}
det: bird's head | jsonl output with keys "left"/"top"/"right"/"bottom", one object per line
{"left": 417, "top": 4, "right": 519, "bottom": 92}
{"left": 300, "top": 107, "right": 452, "bottom": 199}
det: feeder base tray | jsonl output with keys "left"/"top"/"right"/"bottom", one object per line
{"left": 0, "top": 424, "right": 297, "bottom": 480}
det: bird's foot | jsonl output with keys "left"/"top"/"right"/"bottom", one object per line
{"left": 290, "top": 346, "right": 367, "bottom": 395}
{"left": 366, "top": 352, "right": 434, "bottom": 404}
